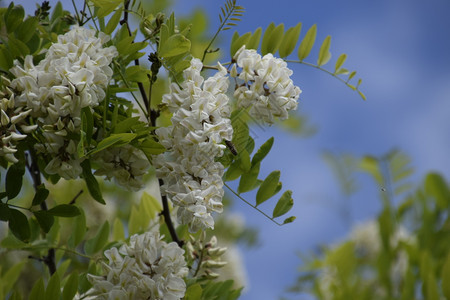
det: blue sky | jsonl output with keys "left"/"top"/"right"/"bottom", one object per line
{"left": 14, "top": 0, "right": 450, "bottom": 299}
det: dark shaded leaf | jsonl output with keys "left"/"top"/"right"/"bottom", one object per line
{"left": 9, "top": 208, "right": 30, "bottom": 242}
{"left": 48, "top": 204, "right": 81, "bottom": 217}
{"left": 81, "top": 160, "right": 105, "bottom": 204}
{"left": 33, "top": 210, "right": 54, "bottom": 233}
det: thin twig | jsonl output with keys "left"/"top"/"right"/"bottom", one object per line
{"left": 159, "top": 179, "right": 183, "bottom": 247}
{"left": 26, "top": 150, "right": 57, "bottom": 275}
{"left": 224, "top": 183, "right": 282, "bottom": 226}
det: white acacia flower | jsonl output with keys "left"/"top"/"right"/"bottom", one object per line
{"left": 88, "top": 229, "right": 188, "bottom": 300}
{"left": 152, "top": 59, "right": 232, "bottom": 232}
{"left": 9, "top": 26, "right": 118, "bottom": 179}
{"left": 232, "top": 46, "right": 301, "bottom": 124}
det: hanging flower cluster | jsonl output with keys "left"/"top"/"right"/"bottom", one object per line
{"left": 153, "top": 58, "right": 233, "bottom": 232}
{"left": 9, "top": 26, "right": 118, "bottom": 179}
{"left": 88, "top": 229, "right": 188, "bottom": 299}
{"left": 231, "top": 46, "right": 301, "bottom": 124}
{"left": 0, "top": 81, "right": 37, "bottom": 163}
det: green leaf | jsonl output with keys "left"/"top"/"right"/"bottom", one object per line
{"left": 105, "top": 7, "right": 123, "bottom": 35}
{"left": 425, "top": 172, "right": 450, "bottom": 209}
{"left": 334, "top": 53, "right": 347, "bottom": 73}
{"left": 33, "top": 211, "right": 54, "bottom": 233}
{"left": 224, "top": 160, "right": 244, "bottom": 182}
{"left": 124, "top": 65, "right": 151, "bottom": 82}
{"left": 260, "top": 22, "right": 275, "bottom": 55}
{"left": 359, "top": 156, "right": 383, "bottom": 185}
{"left": 8, "top": 36, "right": 30, "bottom": 57}
{"left": 8, "top": 209, "right": 30, "bottom": 242}
{"left": 358, "top": 90, "right": 366, "bottom": 101}
{"left": 29, "top": 278, "right": 45, "bottom": 300}
{"left": 82, "top": 107, "right": 94, "bottom": 145}
{"left": 238, "top": 163, "right": 260, "bottom": 193}
{"left": 48, "top": 204, "right": 81, "bottom": 217}
{"left": 185, "top": 283, "right": 203, "bottom": 299}
{"left": 442, "top": 252, "right": 450, "bottom": 300}
{"left": 5, "top": 4, "right": 24, "bottom": 33}
{"left": 238, "top": 149, "right": 251, "bottom": 173}
{"left": 1, "top": 261, "right": 25, "bottom": 296}
{"left": 297, "top": 24, "right": 317, "bottom": 61}
{"left": 84, "top": 221, "right": 110, "bottom": 255}
{"left": 68, "top": 210, "right": 86, "bottom": 248}
{"left": 6, "top": 163, "right": 25, "bottom": 200}
{"left": 256, "top": 171, "right": 281, "bottom": 206}
{"left": 138, "top": 137, "right": 166, "bottom": 157}
{"left": 0, "top": 202, "right": 11, "bottom": 221}
{"left": 112, "top": 218, "right": 125, "bottom": 241}
{"left": 262, "top": 23, "right": 285, "bottom": 55}
{"left": 89, "top": 133, "right": 137, "bottom": 156}
{"left": 283, "top": 216, "right": 296, "bottom": 224}
{"left": 113, "top": 117, "right": 140, "bottom": 133}
{"left": 62, "top": 271, "right": 79, "bottom": 300}
{"left": 247, "top": 27, "right": 262, "bottom": 50}
{"left": 230, "top": 32, "right": 252, "bottom": 57}
{"left": 16, "top": 16, "right": 39, "bottom": 43}
{"left": 252, "top": 137, "right": 274, "bottom": 166}
{"left": 31, "top": 185, "right": 49, "bottom": 206}
{"left": 231, "top": 114, "right": 249, "bottom": 153}
{"left": 159, "top": 34, "right": 191, "bottom": 58}
{"left": 91, "top": 0, "right": 122, "bottom": 18}
{"left": 279, "top": 22, "right": 302, "bottom": 58}
{"left": 81, "top": 160, "right": 105, "bottom": 204}
{"left": 317, "top": 35, "right": 332, "bottom": 66}
{"left": 272, "top": 190, "right": 293, "bottom": 218}
{"left": 45, "top": 273, "right": 61, "bottom": 300}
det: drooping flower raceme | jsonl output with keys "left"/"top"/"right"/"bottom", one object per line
{"left": 153, "top": 58, "right": 233, "bottom": 232}
{"left": 10, "top": 26, "right": 117, "bottom": 179}
{"left": 88, "top": 229, "right": 188, "bottom": 300}
{"left": 231, "top": 46, "right": 301, "bottom": 124}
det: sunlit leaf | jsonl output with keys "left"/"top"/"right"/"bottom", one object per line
{"left": 45, "top": 273, "right": 61, "bottom": 300}
{"left": 317, "top": 35, "right": 331, "bottom": 66}
{"left": 273, "top": 190, "right": 294, "bottom": 218}
{"left": 252, "top": 137, "right": 274, "bottom": 166}
{"left": 105, "top": 7, "right": 123, "bottom": 35}
{"left": 238, "top": 163, "right": 260, "bottom": 193}
{"left": 256, "top": 171, "right": 281, "bottom": 206}
{"left": 334, "top": 53, "right": 347, "bottom": 73}
{"left": 297, "top": 24, "right": 317, "bottom": 61}
{"left": 247, "top": 27, "right": 262, "bottom": 50}
{"left": 159, "top": 34, "right": 191, "bottom": 58}
{"left": 279, "top": 22, "right": 302, "bottom": 58}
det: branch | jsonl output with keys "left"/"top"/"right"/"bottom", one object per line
{"left": 26, "top": 150, "right": 57, "bottom": 275}
{"left": 224, "top": 183, "right": 282, "bottom": 226}
{"left": 158, "top": 179, "right": 183, "bottom": 247}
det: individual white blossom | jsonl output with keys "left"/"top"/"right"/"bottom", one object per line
{"left": 153, "top": 58, "right": 233, "bottom": 232}
{"left": 94, "top": 144, "right": 150, "bottom": 191}
{"left": 10, "top": 26, "right": 117, "bottom": 179}
{"left": 88, "top": 229, "right": 188, "bottom": 300}
{"left": 232, "top": 46, "right": 301, "bottom": 124}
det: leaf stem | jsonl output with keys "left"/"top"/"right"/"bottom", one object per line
{"left": 224, "top": 183, "right": 282, "bottom": 226}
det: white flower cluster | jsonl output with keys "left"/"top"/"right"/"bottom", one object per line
{"left": 94, "top": 144, "right": 150, "bottom": 191}
{"left": 10, "top": 26, "right": 117, "bottom": 179}
{"left": 0, "top": 80, "right": 37, "bottom": 163}
{"left": 88, "top": 230, "right": 188, "bottom": 300}
{"left": 231, "top": 46, "right": 301, "bottom": 124}
{"left": 153, "top": 58, "right": 233, "bottom": 232}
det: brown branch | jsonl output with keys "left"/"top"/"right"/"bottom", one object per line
{"left": 159, "top": 179, "right": 183, "bottom": 247}
{"left": 26, "top": 151, "right": 56, "bottom": 275}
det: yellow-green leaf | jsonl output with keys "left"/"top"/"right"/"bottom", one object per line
{"left": 334, "top": 53, "right": 347, "bottom": 73}
{"left": 297, "top": 24, "right": 317, "bottom": 61}
{"left": 159, "top": 34, "right": 191, "bottom": 58}
{"left": 247, "top": 27, "right": 262, "bottom": 50}
{"left": 262, "top": 23, "right": 284, "bottom": 55}
{"left": 104, "top": 7, "right": 123, "bottom": 35}
{"left": 442, "top": 252, "right": 450, "bottom": 299}
{"left": 279, "top": 22, "right": 302, "bottom": 58}
{"left": 317, "top": 35, "right": 331, "bottom": 66}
